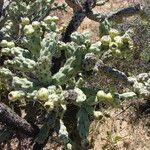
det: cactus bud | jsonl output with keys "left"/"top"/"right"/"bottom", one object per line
{"left": 24, "top": 25, "right": 35, "bottom": 35}
{"left": 44, "top": 16, "right": 59, "bottom": 23}
{"left": 32, "top": 21, "right": 41, "bottom": 29}
{"left": 122, "top": 34, "right": 132, "bottom": 43}
{"left": 51, "top": 16, "right": 59, "bottom": 22}
{"left": 44, "top": 100, "right": 54, "bottom": 111}
{"left": 97, "top": 90, "right": 106, "bottom": 100}
{"left": 105, "top": 93, "right": 113, "bottom": 101}
{"left": 43, "top": 16, "right": 53, "bottom": 24}
{"left": 36, "top": 88, "right": 49, "bottom": 101}
{"left": 97, "top": 90, "right": 113, "bottom": 102}
{"left": 58, "top": 25, "right": 66, "bottom": 32}
{"left": 114, "top": 36, "right": 123, "bottom": 47}
{"left": 114, "top": 49, "right": 121, "bottom": 56}
{"left": 8, "top": 91, "right": 25, "bottom": 102}
{"left": 109, "top": 28, "right": 120, "bottom": 39}
{"left": 109, "top": 42, "right": 118, "bottom": 51}
{"left": 101, "top": 35, "right": 111, "bottom": 46}
{"left": 0, "top": 40, "right": 8, "bottom": 48}
{"left": 66, "top": 143, "right": 72, "bottom": 150}
{"left": 7, "top": 41, "right": 15, "bottom": 48}
{"left": 5, "top": 25, "right": 11, "bottom": 30}
{"left": 21, "top": 17, "right": 30, "bottom": 25}
{"left": 93, "top": 111, "right": 103, "bottom": 119}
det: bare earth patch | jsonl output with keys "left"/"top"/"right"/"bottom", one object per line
{"left": 90, "top": 99, "right": 150, "bottom": 150}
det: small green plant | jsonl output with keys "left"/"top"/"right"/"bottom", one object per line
{"left": 102, "top": 131, "right": 122, "bottom": 150}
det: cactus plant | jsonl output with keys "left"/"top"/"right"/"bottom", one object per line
{"left": 0, "top": 0, "right": 149, "bottom": 149}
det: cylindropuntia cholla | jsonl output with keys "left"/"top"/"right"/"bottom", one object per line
{"left": 89, "top": 41, "right": 102, "bottom": 54}
{"left": 82, "top": 53, "right": 97, "bottom": 71}
{"left": 44, "top": 16, "right": 52, "bottom": 23}
{"left": 0, "top": 40, "right": 15, "bottom": 48}
{"left": 74, "top": 88, "right": 86, "bottom": 105}
{"left": 58, "top": 119, "right": 69, "bottom": 144}
{"left": 50, "top": 16, "right": 59, "bottom": 22}
{"left": 0, "top": 1, "right": 147, "bottom": 149}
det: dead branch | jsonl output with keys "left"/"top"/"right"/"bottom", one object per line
{"left": 0, "top": 102, "right": 38, "bottom": 137}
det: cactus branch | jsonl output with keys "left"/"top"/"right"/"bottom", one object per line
{"left": 62, "top": 0, "right": 96, "bottom": 42}
{"left": 85, "top": 4, "right": 144, "bottom": 22}
{"left": 64, "top": 90, "right": 78, "bottom": 103}
{"left": 94, "top": 59, "right": 128, "bottom": 83}
{"left": 61, "top": 9, "right": 86, "bottom": 42}
{"left": 107, "top": 4, "right": 143, "bottom": 21}
{"left": 0, "top": 102, "right": 38, "bottom": 137}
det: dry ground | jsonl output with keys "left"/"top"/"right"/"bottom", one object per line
{"left": 54, "top": 0, "right": 150, "bottom": 150}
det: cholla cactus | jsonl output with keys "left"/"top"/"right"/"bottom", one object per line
{"left": 0, "top": 0, "right": 148, "bottom": 149}
{"left": 0, "top": 22, "right": 146, "bottom": 149}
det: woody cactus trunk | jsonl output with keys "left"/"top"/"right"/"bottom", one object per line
{"left": 0, "top": 0, "right": 149, "bottom": 149}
